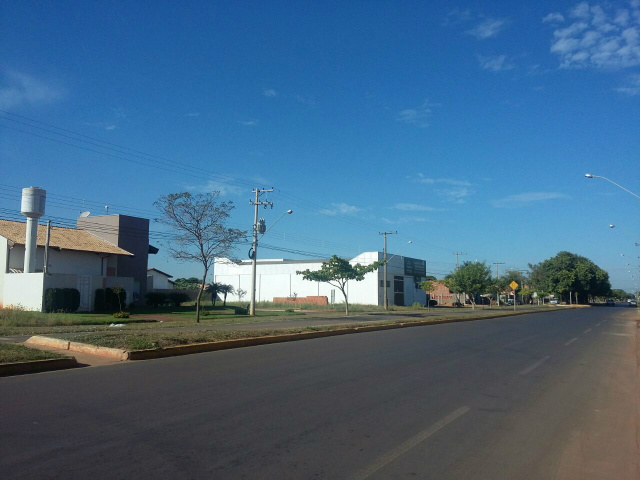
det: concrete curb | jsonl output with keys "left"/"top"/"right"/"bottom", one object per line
{"left": 26, "top": 336, "right": 129, "bottom": 361}
{"left": 0, "top": 357, "right": 78, "bottom": 377}
{"left": 127, "top": 307, "right": 574, "bottom": 360}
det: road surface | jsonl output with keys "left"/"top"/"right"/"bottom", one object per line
{"left": 1, "top": 307, "right": 637, "bottom": 479}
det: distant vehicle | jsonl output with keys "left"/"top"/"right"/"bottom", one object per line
{"left": 606, "top": 299, "right": 615, "bottom": 306}
{"left": 549, "top": 298, "right": 559, "bottom": 305}
{"left": 629, "top": 300, "right": 637, "bottom": 307}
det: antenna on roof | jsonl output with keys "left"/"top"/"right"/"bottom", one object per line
{"left": 80, "top": 211, "right": 90, "bottom": 218}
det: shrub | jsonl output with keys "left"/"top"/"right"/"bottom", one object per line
{"left": 105, "top": 287, "right": 126, "bottom": 311}
{"left": 63, "top": 288, "right": 80, "bottom": 312}
{"left": 44, "top": 288, "right": 80, "bottom": 312}
{"left": 94, "top": 289, "right": 106, "bottom": 311}
{"left": 167, "top": 292, "right": 190, "bottom": 307}
{"left": 233, "top": 305, "right": 248, "bottom": 315}
{"left": 412, "top": 302, "right": 422, "bottom": 309}
{"left": 145, "top": 292, "right": 168, "bottom": 307}
{"left": 113, "top": 311, "right": 130, "bottom": 319}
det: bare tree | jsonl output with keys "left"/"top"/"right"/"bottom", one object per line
{"left": 155, "top": 192, "right": 245, "bottom": 323}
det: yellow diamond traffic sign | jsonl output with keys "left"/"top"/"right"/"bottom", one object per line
{"left": 509, "top": 281, "right": 519, "bottom": 290}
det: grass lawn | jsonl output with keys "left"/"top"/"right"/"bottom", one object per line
{"left": 51, "top": 306, "right": 564, "bottom": 351}
{"left": 0, "top": 343, "right": 68, "bottom": 364}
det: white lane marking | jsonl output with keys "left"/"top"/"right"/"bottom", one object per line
{"left": 354, "top": 406, "right": 470, "bottom": 480}
{"left": 583, "top": 328, "right": 592, "bottom": 333}
{"left": 565, "top": 337, "right": 578, "bottom": 346}
{"left": 519, "top": 356, "right": 551, "bottom": 375}
{"left": 596, "top": 322, "right": 602, "bottom": 326}
{"left": 603, "top": 332, "right": 634, "bottom": 337}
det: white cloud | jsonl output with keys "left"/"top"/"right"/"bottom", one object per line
{"left": 543, "top": 12, "right": 565, "bottom": 23}
{"left": 185, "top": 112, "right": 200, "bottom": 117}
{"left": 105, "top": 125, "right": 117, "bottom": 131}
{"left": 466, "top": 18, "right": 508, "bottom": 39}
{"left": 477, "top": 54, "right": 515, "bottom": 71}
{"left": 437, "top": 186, "right": 472, "bottom": 204}
{"left": 319, "top": 202, "right": 361, "bottom": 216}
{"left": 492, "top": 191, "right": 568, "bottom": 208}
{"left": 546, "top": 2, "right": 640, "bottom": 69}
{"left": 186, "top": 178, "right": 244, "bottom": 197}
{"left": 263, "top": 88, "right": 277, "bottom": 97}
{"left": 413, "top": 174, "right": 471, "bottom": 187}
{"left": 0, "top": 70, "right": 63, "bottom": 109}
{"left": 381, "top": 216, "right": 429, "bottom": 225}
{"left": 443, "top": 8, "right": 472, "bottom": 26}
{"left": 614, "top": 73, "right": 640, "bottom": 94}
{"left": 239, "top": 119, "right": 259, "bottom": 126}
{"left": 396, "top": 100, "right": 437, "bottom": 127}
{"left": 394, "top": 203, "right": 438, "bottom": 212}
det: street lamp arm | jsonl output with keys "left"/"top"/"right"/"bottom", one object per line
{"left": 585, "top": 174, "right": 640, "bottom": 200}
{"left": 261, "top": 210, "right": 293, "bottom": 237}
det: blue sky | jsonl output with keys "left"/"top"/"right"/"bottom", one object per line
{"left": 1, "top": 1, "right": 639, "bottom": 291}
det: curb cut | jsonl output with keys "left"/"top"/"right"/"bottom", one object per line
{"left": 0, "top": 357, "right": 78, "bottom": 377}
{"left": 127, "top": 307, "right": 574, "bottom": 360}
{"left": 26, "top": 336, "right": 129, "bottom": 361}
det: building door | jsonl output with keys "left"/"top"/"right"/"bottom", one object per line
{"left": 394, "top": 276, "right": 404, "bottom": 306}
{"left": 79, "top": 276, "right": 91, "bottom": 311}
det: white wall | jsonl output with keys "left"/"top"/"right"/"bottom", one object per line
{"left": 2, "top": 273, "right": 45, "bottom": 311}
{"left": 0, "top": 237, "right": 8, "bottom": 307}
{"left": 147, "top": 270, "right": 173, "bottom": 290}
{"left": 8, "top": 244, "right": 106, "bottom": 276}
{"left": 213, "top": 252, "right": 427, "bottom": 306}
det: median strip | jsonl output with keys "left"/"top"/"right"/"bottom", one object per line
{"left": 31, "top": 307, "right": 576, "bottom": 361}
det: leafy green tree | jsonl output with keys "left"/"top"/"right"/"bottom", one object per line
{"left": 297, "top": 255, "right": 382, "bottom": 315}
{"left": 424, "top": 275, "right": 437, "bottom": 281}
{"left": 206, "top": 282, "right": 223, "bottom": 306}
{"left": 173, "top": 277, "right": 200, "bottom": 290}
{"left": 444, "top": 261, "right": 492, "bottom": 310}
{"left": 528, "top": 251, "right": 611, "bottom": 303}
{"left": 420, "top": 280, "right": 435, "bottom": 310}
{"left": 155, "top": 191, "right": 246, "bottom": 323}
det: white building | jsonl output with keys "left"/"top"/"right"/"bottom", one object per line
{"left": 214, "top": 251, "right": 427, "bottom": 306}
{"left": 0, "top": 219, "right": 136, "bottom": 311}
{"left": 147, "top": 268, "right": 174, "bottom": 290}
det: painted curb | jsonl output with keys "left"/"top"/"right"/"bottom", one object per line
{"left": 25, "top": 336, "right": 70, "bottom": 350}
{"left": 25, "top": 336, "right": 129, "bottom": 361}
{"left": 68, "top": 341, "right": 129, "bottom": 361}
{"left": 0, "top": 357, "right": 78, "bottom": 377}
{"left": 127, "top": 307, "right": 574, "bottom": 360}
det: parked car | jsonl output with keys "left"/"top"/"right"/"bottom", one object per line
{"left": 606, "top": 299, "right": 615, "bottom": 306}
{"left": 629, "top": 300, "right": 637, "bottom": 307}
{"left": 549, "top": 298, "right": 559, "bottom": 305}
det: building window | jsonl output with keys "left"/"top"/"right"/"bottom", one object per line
{"left": 379, "top": 280, "right": 390, "bottom": 287}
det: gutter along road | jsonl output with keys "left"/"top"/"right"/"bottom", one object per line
{"left": 1, "top": 307, "right": 638, "bottom": 479}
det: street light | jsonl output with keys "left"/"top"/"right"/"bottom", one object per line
{"left": 585, "top": 174, "right": 640, "bottom": 200}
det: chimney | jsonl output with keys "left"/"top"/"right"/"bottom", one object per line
{"left": 21, "top": 187, "right": 46, "bottom": 273}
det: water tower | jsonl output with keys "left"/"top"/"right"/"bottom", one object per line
{"left": 21, "top": 187, "right": 46, "bottom": 273}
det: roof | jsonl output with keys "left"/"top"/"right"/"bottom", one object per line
{"left": 0, "top": 219, "right": 133, "bottom": 256}
{"left": 147, "top": 267, "right": 173, "bottom": 278}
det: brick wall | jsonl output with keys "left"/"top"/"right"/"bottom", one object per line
{"left": 272, "top": 296, "right": 328, "bottom": 306}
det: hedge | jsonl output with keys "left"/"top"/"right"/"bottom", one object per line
{"left": 44, "top": 288, "right": 80, "bottom": 313}
{"left": 94, "top": 287, "right": 127, "bottom": 312}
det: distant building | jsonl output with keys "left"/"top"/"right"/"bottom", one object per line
{"left": 214, "top": 251, "right": 428, "bottom": 306}
{"left": 147, "top": 268, "right": 174, "bottom": 290}
{"left": 0, "top": 214, "right": 157, "bottom": 311}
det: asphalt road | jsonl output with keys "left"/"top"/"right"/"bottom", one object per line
{"left": 1, "top": 307, "right": 638, "bottom": 479}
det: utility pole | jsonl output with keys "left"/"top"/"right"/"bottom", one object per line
{"left": 453, "top": 252, "right": 466, "bottom": 305}
{"left": 453, "top": 252, "right": 467, "bottom": 270}
{"left": 380, "top": 231, "right": 397, "bottom": 310}
{"left": 493, "top": 262, "right": 504, "bottom": 307}
{"left": 44, "top": 220, "right": 51, "bottom": 274}
{"left": 249, "top": 188, "right": 273, "bottom": 316}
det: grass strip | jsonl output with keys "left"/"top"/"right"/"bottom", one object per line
{"left": 52, "top": 308, "right": 562, "bottom": 351}
{"left": 0, "top": 343, "right": 68, "bottom": 364}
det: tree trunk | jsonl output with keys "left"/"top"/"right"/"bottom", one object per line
{"left": 223, "top": 293, "right": 228, "bottom": 307}
{"left": 196, "top": 269, "right": 208, "bottom": 323}
{"left": 340, "top": 288, "right": 349, "bottom": 316}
